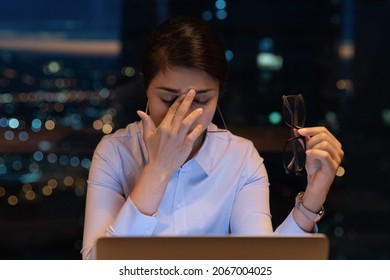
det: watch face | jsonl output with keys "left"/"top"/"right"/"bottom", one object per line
{"left": 295, "top": 192, "right": 305, "bottom": 203}
{"left": 317, "top": 208, "right": 325, "bottom": 221}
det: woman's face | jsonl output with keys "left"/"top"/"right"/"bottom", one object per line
{"left": 146, "top": 66, "right": 219, "bottom": 132}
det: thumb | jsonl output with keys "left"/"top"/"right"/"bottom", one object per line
{"left": 137, "top": 110, "right": 156, "bottom": 136}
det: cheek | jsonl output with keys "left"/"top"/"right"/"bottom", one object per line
{"left": 150, "top": 107, "right": 168, "bottom": 127}
{"left": 196, "top": 106, "right": 216, "bottom": 128}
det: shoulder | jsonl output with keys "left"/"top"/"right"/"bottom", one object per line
{"left": 228, "top": 131, "right": 260, "bottom": 160}
{"left": 99, "top": 122, "right": 141, "bottom": 144}
{"left": 229, "top": 131, "right": 255, "bottom": 146}
{"left": 198, "top": 128, "right": 265, "bottom": 180}
{"left": 105, "top": 121, "right": 141, "bottom": 139}
{"left": 204, "top": 126, "right": 260, "bottom": 162}
{"left": 210, "top": 128, "right": 257, "bottom": 152}
{"left": 94, "top": 122, "right": 143, "bottom": 155}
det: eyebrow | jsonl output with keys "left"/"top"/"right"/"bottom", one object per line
{"left": 155, "top": 87, "right": 213, "bottom": 95}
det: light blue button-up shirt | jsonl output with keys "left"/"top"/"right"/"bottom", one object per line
{"left": 82, "top": 122, "right": 311, "bottom": 259}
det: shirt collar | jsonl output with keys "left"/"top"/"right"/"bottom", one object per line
{"left": 193, "top": 123, "right": 230, "bottom": 176}
{"left": 137, "top": 121, "right": 230, "bottom": 176}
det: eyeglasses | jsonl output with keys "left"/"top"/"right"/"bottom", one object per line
{"left": 282, "top": 94, "right": 306, "bottom": 175}
{"left": 207, "top": 104, "right": 228, "bottom": 133}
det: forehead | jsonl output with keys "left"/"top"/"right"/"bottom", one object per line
{"left": 149, "top": 66, "right": 219, "bottom": 93}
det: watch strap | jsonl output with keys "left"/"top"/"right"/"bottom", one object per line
{"left": 295, "top": 192, "right": 325, "bottom": 222}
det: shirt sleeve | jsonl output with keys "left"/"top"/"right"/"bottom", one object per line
{"left": 229, "top": 143, "right": 318, "bottom": 236}
{"left": 230, "top": 144, "right": 274, "bottom": 235}
{"left": 81, "top": 136, "right": 158, "bottom": 260}
{"left": 274, "top": 210, "right": 318, "bottom": 235}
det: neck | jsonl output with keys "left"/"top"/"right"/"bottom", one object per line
{"left": 187, "top": 131, "right": 206, "bottom": 161}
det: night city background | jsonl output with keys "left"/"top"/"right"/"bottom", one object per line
{"left": 1, "top": 0, "right": 389, "bottom": 259}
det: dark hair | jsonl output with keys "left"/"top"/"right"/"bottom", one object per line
{"left": 141, "top": 16, "right": 228, "bottom": 92}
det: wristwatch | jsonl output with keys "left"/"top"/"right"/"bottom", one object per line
{"left": 295, "top": 192, "right": 325, "bottom": 222}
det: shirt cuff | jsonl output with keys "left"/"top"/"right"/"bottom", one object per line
{"left": 275, "top": 210, "right": 318, "bottom": 235}
{"left": 108, "top": 197, "right": 158, "bottom": 236}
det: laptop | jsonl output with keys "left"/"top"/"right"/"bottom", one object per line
{"left": 95, "top": 234, "right": 329, "bottom": 260}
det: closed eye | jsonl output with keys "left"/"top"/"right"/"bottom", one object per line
{"left": 161, "top": 97, "right": 209, "bottom": 106}
{"left": 161, "top": 98, "right": 175, "bottom": 105}
{"left": 193, "top": 99, "right": 208, "bottom": 105}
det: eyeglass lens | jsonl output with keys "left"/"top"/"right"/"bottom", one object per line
{"left": 282, "top": 94, "right": 305, "bottom": 129}
{"left": 282, "top": 94, "right": 306, "bottom": 175}
{"left": 283, "top": 137, "right": 306, "bottom": 174}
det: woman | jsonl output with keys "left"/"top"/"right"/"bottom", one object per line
{"left": 81, "top": 16, "right": 344, "bottom": 260}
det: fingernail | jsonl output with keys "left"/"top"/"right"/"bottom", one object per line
{"left": 187, "top": 89, "right": 196, "bottom": 95}
{"left": 136, "top": 111, "right": 144, "bottom": 120}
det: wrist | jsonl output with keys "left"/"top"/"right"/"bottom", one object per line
{"left": 300, "top": 189, "right": 326, "bottom": 213}
{"left": 143, "top": 163, "right": 172, "bottom": 183}
{"left": 130, "top": 164, "right": 172, "bottom": 216}
{"left": 295, "top": 192, "right": 325, "bottom": 223}
{"left": 292, "top": 207, "right": 315, "bottom": 232}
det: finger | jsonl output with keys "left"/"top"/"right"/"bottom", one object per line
{"left": 298, "top": 127, "right": 342, "bottom": 148}
{"left": 186, "top": 124, "right": 204, "bottom": 143}
{"left": 137, "top": 110, "right": 156, "bottom": 137}
{"left": 304, "top": 129, "right": 343, "bottom": 159}
{"left": 171, "top": 89, "right": 196, "bottom": 129}
{"left": 306, "top": 148, "right": 340, "bottom": 173}
{"left": 305, "top": 131, "right": 335, "bottom": 149}
{"left": 181, "top": 108, "right": 204, "bottom": 132}
{"left": 308, "top": 140, "right": 343, "bottom": 166}
{"left": 160, "top": 94, "right": 186, "bottom": 126}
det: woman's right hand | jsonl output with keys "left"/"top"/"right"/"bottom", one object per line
{"left": 136, "top": 89, "right": 204, "bottom": 177}
{"left": 130, "top": 89, "right": 204, "bottom": 215}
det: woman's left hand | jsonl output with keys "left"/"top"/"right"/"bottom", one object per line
{"left": 298, "top": 127, "right": 344, "bottom": 199}
{"left": 291, "top": 126, "right": 343, "bottom": 231}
